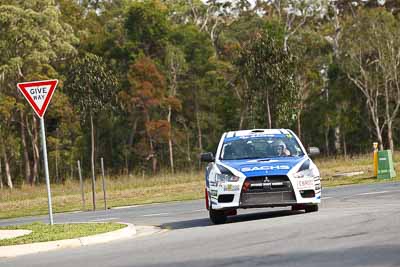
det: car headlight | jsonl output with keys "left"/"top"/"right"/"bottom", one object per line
{"left": 216, "top": 173, "right": 240, "bottom": 182}
{"left": 293, "top": 167, "right": 319, "bottom": 179}
{"left": 293, "top": 161, "right": 319, "bottom": 179}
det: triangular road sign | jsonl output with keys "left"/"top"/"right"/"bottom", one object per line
{"left": 17, "top": 79, "right": 58, "bottom": 118}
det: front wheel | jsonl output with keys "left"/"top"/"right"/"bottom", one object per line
{"left": 305, "top": 204, "right": 319, "bottom": 213}
{"left": 209, "top": 208, "right": 227, "bottom": 224}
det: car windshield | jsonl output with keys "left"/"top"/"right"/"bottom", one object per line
{"left": 220, "top": 135, "right": 305, "bottom": 160}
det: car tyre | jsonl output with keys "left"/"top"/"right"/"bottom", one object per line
{"left": 209, "top": 208, "right": 227, "bottom": 224}
{"left": 291, "top": 204, "right": 304, "bottom": 211}
{"left": 305, "top": 204, "right": 319, "bottom": 213}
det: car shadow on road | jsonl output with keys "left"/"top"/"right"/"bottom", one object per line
{"left": 161, "top": 209, "right": 304, "bottom": 230}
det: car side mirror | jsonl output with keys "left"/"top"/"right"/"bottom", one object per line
{"left": 307, "top": 147, "right": 320, "bottom": 157}
{"left": 200, "top": 152, "right": 215, "bottom": 162}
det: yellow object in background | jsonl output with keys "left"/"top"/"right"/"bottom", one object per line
{"left": 373, "top": 142, "right": 378, "bottom": 177}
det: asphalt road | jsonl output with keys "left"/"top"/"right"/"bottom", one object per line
{"left": 1, "top": 181, "right": 400, "bottom": 267}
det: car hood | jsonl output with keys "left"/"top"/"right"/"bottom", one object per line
{"left": 220, "top": 156, "right": 306, "bottom": 177}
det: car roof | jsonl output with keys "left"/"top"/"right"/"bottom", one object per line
{"left": 225, "top": 129, "right": 291, "bottom": 138}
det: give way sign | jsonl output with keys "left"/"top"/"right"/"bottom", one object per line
{"left": 17, "top": 79, "right": 58, "bottom": 118}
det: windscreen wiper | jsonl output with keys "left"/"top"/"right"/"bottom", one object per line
{"left": 257, "top": 158, "right": 272, "bottom": 162}
{"left": 236, "top": 157, "right": 272, "bottom": 161}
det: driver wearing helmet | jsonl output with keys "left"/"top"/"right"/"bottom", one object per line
{"left": 274, "top": 140, "right": 291, "bottom": 157}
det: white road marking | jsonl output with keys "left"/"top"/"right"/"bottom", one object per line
{"left": 357, "top": 191, "right": 390, "bottom": 196}
{"left": 112, "top": 205, "right": 145, "bottom": 210}
{"left": 90, "top": 217, "right": 119, "bottom": 222}
{"left": 142, "top": 213, "right": 169, "bottom": 217}
{"left": 193, "top": 209, "right": 204, "bottom": 212}
{"left": 322, "top": 197, "right": 333, "bottom": 200}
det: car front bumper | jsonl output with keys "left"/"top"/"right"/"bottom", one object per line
{"left": 209, "top": 176, "right": 321, "bottom": 210}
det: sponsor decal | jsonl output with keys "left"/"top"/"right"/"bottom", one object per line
{"left": 238, "top": 134, "right": 275, "bottom": 139}
{"left": 297, "top": 179, "right": 314, "bottom": 189}
{"left": 250, "top": 181, "right": 285, "bottom": 188}
{"left": 224, "top": 134, "right": 285, "bottom": 143}
{"left": 241, "top": 165, "right": 290, "bottom": 172}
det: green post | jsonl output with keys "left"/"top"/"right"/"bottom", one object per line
{"left": 377, "top": 150, "right": 396, "bottom": 179}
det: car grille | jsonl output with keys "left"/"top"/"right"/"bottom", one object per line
{"left": 240, "top": 175, "right": 296, "bottom": 207}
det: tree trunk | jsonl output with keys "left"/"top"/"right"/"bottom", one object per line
{"left": 30, "top": 115, "right": 40, "bottom": 185}
{"left": 152, "top": 156, "right": 157, "bottom": 174}
{"left": 70, "top": 151, "right": 74, "bottom": 180}
{"left": 181, "top": 121, "right": 192, "bottom": 163}
{"left": 297, "top": 110, "right": 302, "bottom": 140}
{"left": 238, "top": 78, "right": 248, "bottom": 130}
{"left": 266, "top": 90, "right": 272, "bottom": 128}
{"left": 387, "top": 120, "right": 394, "bottom": 153}
{"left": 375, "top": 124, "right": 384, "bottom": 151}
{"left": 147, "top": 136, "right": 157, "bottom": 174}
{"left": 186, "top": 132, "right": 191, "bottom": 163}
{"left": 325, "top": 126, "right": 330, "bottom": 156}
{"left": 90, "top": 113, "right": 96, "bottom": 211}
{"left": 384, "top": 81, "right": 395, "bottom": 152}
{"left": 368, "top": 102, "right": 384, "bottom": 150}
{"left": 239, "top": 110, "right": 245, "bottom": 130}
{"left": 124, "top": 150, "right": 129, "bottom": 176}
{"left": 195, "top": 96, "right": 203, "bottom": 169}
{"left": 1, "top": 144, "right": 13, "bottom": 189}
{"left": 0, "top": 157, "right": 3, "bottom": 189}
{"left": 55, "top": 128, "right": 60, "bottom": 183}
{"left": 343, "top": 134, "right": 347, "bottom": 159}
{"left": 20, "top": 111, "right": 31, "bottom": 185}
{"left": 144, "top": 112, "right": 157, "bottom": 174}
{"left": 283, "top": 35, "right": 289, "bottom": 53}
{"left": 334, "top": 126, "right": 341, "bottom": 154}
{"left": 167, "top": 105, "right": 174, "bottom": 174}
{"left": 127, "top": 118, "right": 138, "bottom": 174}
{"left": 195, "top": 103, "right": 203, "bottom": 152}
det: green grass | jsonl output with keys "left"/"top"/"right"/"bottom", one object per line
{"left": 0, "top": 152, "right": 398, "bottom": 220}
{"left": 314, "top": 151, "right": 400, "bottom": 187}
{"left": 0, "top": 171, "right": 204, "bottom": 219}
{"left": 0, "top": 222, "right": 125, "bottom": 246}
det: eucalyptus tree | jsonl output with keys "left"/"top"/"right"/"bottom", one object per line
{"left": 64, "top": 53, "right": 118, "bottom": 210}
{"left": 262, "top": 0, "right": 327, "bottom": 52}
{"left": 341, "top": 9, "right": 400, "bottom": 151}
{"left": 0, "top": 94, "right": 18, "bottom": 188}
{"left": 237, "top": 30, "right": 299, "bottom": 129}
{"left": 0, "top": 0, "right": 77, "bottom": 184}
{"left": 164, "top": 44, "right": 187, "bottom": 174}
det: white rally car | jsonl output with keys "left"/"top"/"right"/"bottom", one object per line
{"left": 201, "top": 129, "right": 321, "bottom": 224}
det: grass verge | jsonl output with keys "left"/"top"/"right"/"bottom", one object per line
{"left": 0, "top": 222, "right": 125, "bottom": 246}
{"left": 0, "top": 152, "right": 398, "bottom": 220}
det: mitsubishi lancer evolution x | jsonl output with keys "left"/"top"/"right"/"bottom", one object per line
{"left": 201, "top": 129, "right": 321, "bottom": 224}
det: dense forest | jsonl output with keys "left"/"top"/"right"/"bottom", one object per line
{"left": 1, "top": 0, "right": 400, "bottom": 188}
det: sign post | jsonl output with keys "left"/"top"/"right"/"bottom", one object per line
{"left": 17, "top": 79, "right": 58, "bottom": 225}
{"left": 373, "top": 142, "right": 379, "bottom": 177}
{"left": 40, "top": 117, "right": 54, "bottom": 225}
